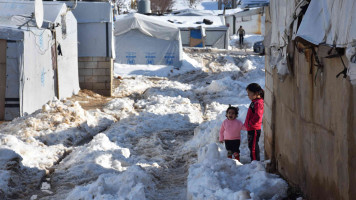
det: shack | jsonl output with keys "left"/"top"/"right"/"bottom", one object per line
{"left": 0, "top": 1, "right": 79, "bottom": 120}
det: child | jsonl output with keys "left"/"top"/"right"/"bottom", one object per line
{"left": 219, "top": 105, "right": 245, "bottom": 161}
{"left": 244, "top": 83, "right": 264, "bottom": 161}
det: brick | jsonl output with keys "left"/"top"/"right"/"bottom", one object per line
{"left": 78, "top": 57, "right": 92, "bottom": 62}
{"left": 93, "top": 83, "right": 106, "bottom": 90}
{"left": 82, "top": 62, "right": 98, "bottom": 69}
{"left": 92, "top": 57, "right": 107, "bottom": 62}
{"left": 93, "top": 69, "right": 106, "bottom": 76}
{"left": 80, "top": 82, "right": 93, "bottom": 90}
{"left": 79, "top": 69, "right": 93, "bottom": 76}
{"left": 105, "top": 82, "right": 112, "bottom": 89}
{"left": 85, "top": 76, "right": 98, "bottom": 83}
{"left": 97, "top": 76, "right": 110, "bottom": 82}
{"left": 79, "top": 76, "right": 85, "bottom": 82}
{"left": 98, "top": 61, "right": 110, "bottom": 69}
{"left": 265, "top": 71, "right": 273, "bottom": 91}
{"left": 105, "top": 69, "right": 112, "bottom": 76}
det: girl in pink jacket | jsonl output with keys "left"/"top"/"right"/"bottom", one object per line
{"left": 219, "top": 105, "right": 245, "bottom": 161}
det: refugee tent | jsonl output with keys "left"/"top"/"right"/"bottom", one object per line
{"left": 155, "top": 15, "right": 229, "bottom": 49}
{"left": 0, "top": 17, "right": 55, "bottom": 120}
{"left": 0, "top": 0, "right": 80, "bottom": 99}
{"left": 114, "top": 13, "right": 182, "bottom": 67}
{"left": 0, "top": 1, "right": 80, "bottom": 120}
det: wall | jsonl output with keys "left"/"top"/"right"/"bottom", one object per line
{"left": 78, "top": 57, "right": 113, "bottom": 96}
{"left": 264, "top": 8, "right": 356, "bottom": 200}
{"left": 0, "top": 39, "right": 6, "bottom": 120}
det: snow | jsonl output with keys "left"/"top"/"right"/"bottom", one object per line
{"left": 0, "top": 1, "right": 289, "bottom": 199}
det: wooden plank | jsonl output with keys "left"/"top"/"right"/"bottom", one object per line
{"left": 0, "top": 39, "right": 6, "bottom": 120}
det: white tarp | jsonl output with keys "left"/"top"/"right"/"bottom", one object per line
{"left": 296, "top": 0, "right": 356, "bottom": 47}
{"left": 114, "top": 13, "right": 182, "bottom": 67}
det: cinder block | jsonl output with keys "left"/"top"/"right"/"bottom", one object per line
{"left": 79, "top": 69, "right": 93, "bottom": 76}
{"left": 105, "top": 69, "right": 112, "bottom": 76}
{"left": 82, "top": 62, "right": 98, "bottom": 69}
{"left": 98, "top": 61, "right": 110, "bottom": 69}
{"left": 105, "top": 82, "right": 112, "bottom": 89}
{"left": 93, "top": 89, "right": 111, "bottom": 97}
{"left": 78, "top": 62, "right": 86, "bottom": 69}
{"left": 79, "top": 76, "right": 85, "bottom": 82}
{"left": 93, "top": 83, "right": 106, "bottom": 90}
{"left": 265, "top": 71, "right": 274, "bottom": 91}
{"left": 80, "top": 82, "right": 93, "bottom": 90}
{"left": 92, "top": 57, "right": 107, "bottom": 62}
{"left": 78, "top": 57, "right": 92, "bottom": 62}
{"left": 93, "top": 69, "right": 106, "bottom": 76}
{"left": 85, "top": 76, "right": 98, "bottom": 83}
{"left": 97, "top": 76, "right": 110, "bottom": 82}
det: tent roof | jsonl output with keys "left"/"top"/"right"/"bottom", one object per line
{"left": 0, "top": 1, "right": 66, "bottom": 23}
{"left": 114, "top": 13, "right": 180, "bottom": 41}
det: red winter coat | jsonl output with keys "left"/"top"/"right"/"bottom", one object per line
{"left": 244, "top": 98, "right": 264, "bottom": 131}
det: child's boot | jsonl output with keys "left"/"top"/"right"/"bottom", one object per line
{"left": 233, "top": 152, "right": 240, "bottom": 161}
{"left": 227, "top": 151, "right": 232, "bottom": 159}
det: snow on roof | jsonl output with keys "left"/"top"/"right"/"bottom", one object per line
{"left": 0, "top": 1, "right": 66, "bottom": 23}
{"left": 152, "top": 15, "right": 226, "bottom": 28}
{"left": 171, "top": 7, "right": 243, "bottom": 16}
{"left": 114, "top": 13, "right": 180, "bottom": 41}
{"left": 62, "top": 1, "right": 112, "bottom": 23}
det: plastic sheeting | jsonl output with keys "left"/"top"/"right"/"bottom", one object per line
{"left": 114, "top": 14, "right": 182, "bottom": 67}
{"left": 296, "top": 0, "right": 356, "bottom": 47}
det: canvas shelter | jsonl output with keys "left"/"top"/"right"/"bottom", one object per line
{"left": 0, "top": 17, "right": 55, "bottom": 120}
{"left": 114, "top": 13, "right": 182, "bottom": 67}
{"left": 155, "top": 15, "right": 229, "bottom": 49}
{"left": 0, "top": 1, "right": 80, "bottom": 120}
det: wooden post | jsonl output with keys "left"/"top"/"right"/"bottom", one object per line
{"left": 0, "top": 39, "right": 6, "bottom": 120}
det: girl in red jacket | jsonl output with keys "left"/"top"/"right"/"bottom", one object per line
{"left": 244, "top": 83, "right": 264, "bottom": 161}
{"left": 219, "top": 105, "right": 245, "bottom": 161}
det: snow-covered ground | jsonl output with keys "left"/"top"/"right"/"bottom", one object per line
{"left": 0, "top": 1, "right": 290, "bottom": 199}
{"left": 0, "top": 48, "right": 289, "bottom": 199}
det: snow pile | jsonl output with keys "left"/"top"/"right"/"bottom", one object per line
{"left": 66, "top": 165, "right": 154, "bottom": 200}
{"left": 230, "top": 34, "right": 264, "bottom": 50}
{"left": 103, "top": 98, "right": 137, "bottom": 120}
{"left": 188, "top": 143, "right": 288, "bottom": 200}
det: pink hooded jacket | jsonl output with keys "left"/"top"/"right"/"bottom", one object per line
{"left": 219, "top": 119, "right": 245, "bottom": 141}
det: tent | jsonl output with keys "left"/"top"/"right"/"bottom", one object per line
{"left": 0, "top": 0, "right": 80, "bottom": 99}
{"left": 0, "top": 1, "right": 79, "bottom": 120}
{"left": 0, "top": 17, "right": 55, "bottom": 120}
{"left": 114, "top": 13, "right": 182, "bottom": 67}
{"left": 154, "top": 15, "right": 229, "bottom": 49}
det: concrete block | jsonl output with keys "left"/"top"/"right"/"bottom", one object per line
{"left": 79, "top": 69, "right": 93, "bottom": 76}
{"left": 105, "top": 82, "right": 112, "bottom": 89}
{"left": 105, "top": 69, "right": 112, "bottom": 76}
{"left": 93, "top": 69, "right": 106, "bottom": 76}
{"left": 97, "top": 76, "right": 110, "bottom": 83}
{"left": 78, "top": 57, "right": 92, "bottom": 62}
{"left": 85, "top": 76, "right": 98, "bottom": 83}
{"left": 264, "top": 88, "right": 273, "bottom": 108}
{"left": 265, "top": 71, "right": 274, "bottom": 91}
{"left": 80, "top": 82, "right": 93, "bottom": 90}
{"left": 93, "top": 89, "right": 111, "bottom": 97}
{"left": 93, "top": 83, "right": 106, "bottom": 90}
{"left": 79, "top": 76, "right": 85, "bottom": 82}
{"left": 92, "top": 57, "right": 107, "bottom": 62}
{"left": 264, "top": 104, "right": 272, "bottom": 126}
{"left": 78, "top": 62, "right": 86, "bottom": 69}
{"left": 82, "top": 62, "right": 98, "bottom": 69}
{"left": 98, "top": 61, "right": 110, "bottom": 69}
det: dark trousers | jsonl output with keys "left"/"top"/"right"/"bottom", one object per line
{"left": 225, "top": 139, "right": 240, "bottom": 155}
{"left": 239, "top": 34, "right": 244, "bottom": 45}
{"left": 248, "top": 130, "right": 261, "bottom": 161}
